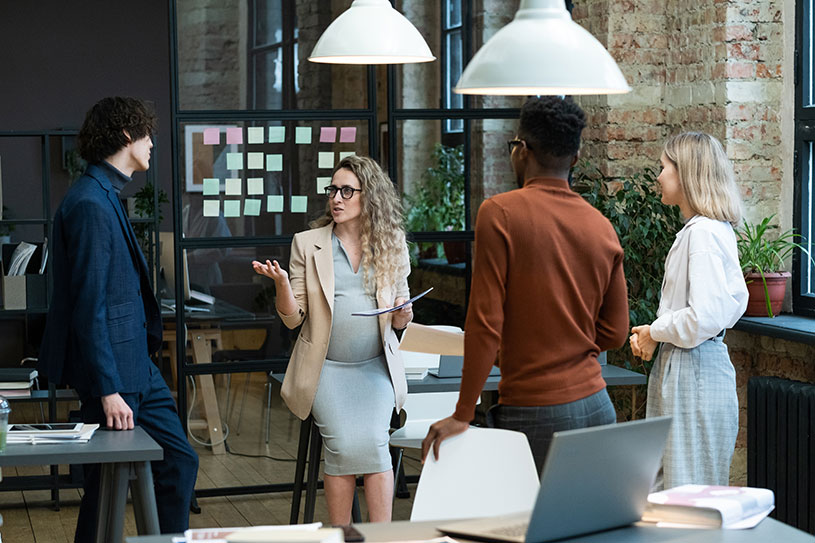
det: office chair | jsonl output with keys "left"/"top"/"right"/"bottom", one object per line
{"left": 410, "top": 427, "right": 539, "bottom": 521}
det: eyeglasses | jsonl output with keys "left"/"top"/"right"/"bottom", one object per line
{"left": 324, "top": 185, "right": 362, "bottom": 199}
{"left": 507, "top": 139, "right": 529, "bottom": 155}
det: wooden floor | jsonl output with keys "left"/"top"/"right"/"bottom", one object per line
{"left": 0, "top": 373, "right": 422, "bottom": 542}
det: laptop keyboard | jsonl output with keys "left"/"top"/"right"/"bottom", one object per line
{"left": 486, "top": 522, "right": 529, "bottom": 538}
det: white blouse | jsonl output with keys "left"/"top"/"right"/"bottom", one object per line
{"left": 650, "top": 215, "right": 748, "bottom": 349}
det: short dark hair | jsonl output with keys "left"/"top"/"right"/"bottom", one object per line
{"left": 77, "top": 97, "right": 157, "bottom": 163}
{"left": 518, "top": 96, "right": 586, "bottom": 164}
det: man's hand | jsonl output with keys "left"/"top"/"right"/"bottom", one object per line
{"left": 101, "top": 393, "right": 134, "bottom": 430}
{"left": 421, "top": 416, "right": 470, "bottom": 463}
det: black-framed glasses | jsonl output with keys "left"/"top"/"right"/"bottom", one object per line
{"left": 507, "top": 139, "right": 527, "bottom": 155}
{"left": 324, "top": 185, "right": 362, "bottom": 199}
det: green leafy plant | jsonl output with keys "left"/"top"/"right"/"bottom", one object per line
{"left": 405, "top": 143, "right": 465, "bottom": 260}
{"left": 65, "top": 148, "right": 86, "bottom": 184}
{"left": 737, "top": 214, "right": 810, "bottom": 317}
{"left": 131, "top": 181, "right": 169, "bottom": 256}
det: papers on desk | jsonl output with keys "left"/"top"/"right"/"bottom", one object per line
{"left": 6, "top": 423, "right": 99, "bottom": 444}
{"left": 178, "top": 522, "right": 323, "bottom": 543}
{"left": 399, "top": 323, "right": 464, "bottom": 356}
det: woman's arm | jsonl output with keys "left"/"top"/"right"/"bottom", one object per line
{"left": 391, "top": 242, "right": 413, "bottom": 330}
{"left": 252, "top": 235, "right": 307, "bottom": 328}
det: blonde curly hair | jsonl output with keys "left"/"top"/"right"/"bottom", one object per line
{"left": 311, "top": 155, "right": 408, "bottom": 293}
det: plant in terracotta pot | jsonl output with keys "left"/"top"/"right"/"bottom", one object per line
{"left": 737, "top": 215, "right": 810, "bottom": 317}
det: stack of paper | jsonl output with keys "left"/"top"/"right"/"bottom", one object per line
{"left": 642, "top": 484, "right": 775, "bottom": 529}
{"left": 6, "top": 241, "right": 37, "bottom": 276}
{"left": 182, "top": 522, "right": 323, "bottom": 542}
{"left": 7, "top": 423, "right": 99, "bottom": 444}
{"left": 0, "top": 368, "right": 38, "bottom": 398}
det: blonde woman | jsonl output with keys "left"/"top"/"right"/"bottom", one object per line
{"left": 253, "top": 155, "right": 412, "bottom": 524}
{"left": 630, "top": 132, "right": 748, "bottom": 489}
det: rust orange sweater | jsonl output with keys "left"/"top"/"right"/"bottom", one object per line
{"left": 453, "top": 177, "right": 629, "bottom": 422}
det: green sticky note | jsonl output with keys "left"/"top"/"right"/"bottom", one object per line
{"left": 267, "top": 195, "right": 284, "bottom": 213}
{"left": 268, "top": 126, "right": 286, "bottom": 143}
{"left": 316, "top": 176, "right": 331, "bottom": 194}
{"left": 223, "top": 200, "right": 241, "bottom": 217}
{"left": 247, "top": 127, "right": 264, "bottom": 144}
{"left": 226, "top": 152, "right": 243, "bottom": 170}
{"left": 203, "top": 178, "right": 220, "bottom": 196}
{"left": 247, "top": 152, "right": 264, "bottom": 170}
{"left": 202, "top": 199, "right": 220, "bottom": 217}
{"left": 225, "top": 178, "right": 242, "bottom": 196}
{"left": 247, "top": 177, "right": 264, "bottom": 195}
{"left": 291, "top": 195, "right": 308, "bottom": 213}
{"left": 245, "top": 199, "right": 262, "bottom": 216}
{"left": 295, "top": 126, "right": 312, "bottom": 144}
{"left": 266, "top": 154, "right": 283, "bottom": 172}
{"left": 318, "top": 152, "right": 335, "bottom": 169}
{"left": 339, "top": 151, "right": 355, "bottom": 160}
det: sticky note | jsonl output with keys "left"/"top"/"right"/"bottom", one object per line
{"left": 225, "top": 178, "right": 242, "bottom": 195}
{"left": 247, "top": 177, "right": 264, "bottom": 195}
{"left": 339, "top": 127, "right": 357, "bottom": 143}
{"left": 318, "top": 152, "right": 335, "bottom": 169}
{"left": 339, "top": 151, "right": 355, "bottom": 160}
{"left": 320, "top": 127, "right": 337, "bottom": 143}
{"left": 203, "top": 200, "right": 220, "bottom": 217}
{"left": 266, "top": 154, "right": 283, "bottom": 171}
{"left": 226, "top": 127, "right": 243, "bottom": 144}
{"left": 268, "top": 126, "right": 286, "bottom": 143}
{"left": 247, "top": 152, "right": 264, "bottom": 170}
{"left": 291, "top": 195, "right": 308, "bottom": 213}
{"left": 247, "top": 127, "right": 264, "bottom": 144}
{"left": 245, "top": 199, "right": 262, "bottom": 216}
{"left": 267, "top": 195, "right": 284, "bottom": 213}
{"left": 202, "top": 178, "right": 220, "bottom": 196}
{"left": 226, "top": 152, "right": 243, "bottom": 170}
{"left": 224, "top": 200, "right": 241, "bottom": 217}
{"left": 203, "top": 127, "right": 220, "bottom": 145}
{"left": 316, "top": 177, "right": 331, "bottom": 194}
{"left": 295, "top": 126, "right": 312, "bottom": 144}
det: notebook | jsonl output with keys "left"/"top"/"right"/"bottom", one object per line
{"left": 437, "top": 416, "right": 672, "bottom": 543}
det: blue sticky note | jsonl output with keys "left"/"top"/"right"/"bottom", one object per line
{"left": 226, "top": 153, "right": 243, "bottom": 170}
{"left": 223, "top": 200, "right": 241, "bottom": 217}
{"left": 268, "top": 126, "right": 286, "bottom": 143}
{"left": 291, "top": 195, "right": 308, "bottom": 213}
{"left": 267, "top": 195, "right": 284, "bottom": 213}
{"left": 295, "top": 127, "right": 312, "bottom": 144}
{"left": 245, "top": 199, "right": 262, "bottom": 216}
{"left": 202, "top": 178, "right": 220, "bottom": 196}
{"left": 266, "top": 154, "right": 283, "bottom": 172}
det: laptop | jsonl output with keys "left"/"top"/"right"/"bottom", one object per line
{"left": 428, "top": 355, "right": 501, "bottom": 378}
{"left": 437, "top": 416, "right": 672, "bottom": 543}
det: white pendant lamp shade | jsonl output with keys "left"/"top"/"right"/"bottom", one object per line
{"left": 309, "top": 0, "right": 435, "bottom": 65}
{"left": 454, "top": 0, "right": 630, "bottom": 95}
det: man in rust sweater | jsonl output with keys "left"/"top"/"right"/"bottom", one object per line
{"left": 422, "top": 96, "right": 629, "bottom": 473}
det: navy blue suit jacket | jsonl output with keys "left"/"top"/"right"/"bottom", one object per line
{"left": 39, "top": 164, "right": 162, "bottom": 399}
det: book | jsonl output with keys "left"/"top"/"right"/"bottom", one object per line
{"left": 183, "top": 522, "right": 323, "bottom": 542}
{"left": 641, "top": 484, "right": 775, "bottom": 529}
{"left": 0, "top": 380, "right": 34, "bottom": 390}
{"left": 0, "top": 388, "right": 31, "bottom": 398}
{"left": 0, "top": 368, "right": 37, "bottom": 382}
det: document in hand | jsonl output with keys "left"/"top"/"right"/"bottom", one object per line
{"left": 399, "top": 322, "right": 464, "bottom": 356}
{"left": 641, "top": 484, "right": 775, "bottom": 529}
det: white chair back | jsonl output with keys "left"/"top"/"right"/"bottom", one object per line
{"left": 410, "top": 427, "right": 540, "bottom": 521}
{"left": 389, "top": 392, "right": 475, "bottom": 450}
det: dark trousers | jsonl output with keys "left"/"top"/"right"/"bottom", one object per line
{"left": 75, "top": 364, "right": 198, "bottom": 542}
{"left": 487, "top": 388, "right": 616, "bottom": 475}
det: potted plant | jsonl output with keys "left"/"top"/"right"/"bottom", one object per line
{"left": 405, "top": 144, "right": 466, "bottom": 263}
{"left": 737, "top": 214, "right": 810, "bottom": 317}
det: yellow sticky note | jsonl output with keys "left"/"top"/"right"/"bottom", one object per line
{"left": 316, "top": 177, "right": 331, "bottom": 194}
{"left": 295, "top": 127, "right": 312, "bottom": 144}
{"left": 202, "top": 200, "right": 220, "bottom": 217}
{"left": 225, "top": 178, "right": 242, "bottom": 196}
{"left": 226, "top": 153, "right": 243, "bottom": 170}
{"left": 247, "top": 152, "right": 264, "bottom": 170}
{"left": 291, "top": 195, "right": 308, "bottom": 213}
{"left": 245, "top": 199, "right": 262, "bottom": 216}
{"left": 318, "top": 152, "right": 335, "bottom": 169}
{"left": 224, "top": 200, "right": 241, "bottom": 217}
{"left": 247, "top": 127, "right": 264, "bottom": 144}
{"left": 268, "top": 126, "right": 286, "bottom": 143}
{"left": 247, "top": 177, "right": 264, "bottom": 195}
{"left": 202, "top": 178, "right": 219, "bottom": 196}
{"left": 267, "top": 195, "right": 284, "bottom": 213}
{"left": 266, "top": 154, "right": 283, "bottom": 172}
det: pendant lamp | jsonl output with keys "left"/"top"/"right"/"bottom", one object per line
{"left": 309, "top": 0, "right": 435, "bottom": 65}
{"left": 454, "top": 0, "right": 630, "bottom": 95}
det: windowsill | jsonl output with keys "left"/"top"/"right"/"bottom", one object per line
{"left": 733, "top": 314, "right": 815, "bottom": 345}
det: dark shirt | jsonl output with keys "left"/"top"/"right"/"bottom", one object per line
{"left": 99, "top": 161, "right": 131, "bottom": 194}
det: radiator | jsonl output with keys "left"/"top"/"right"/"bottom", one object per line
{"left": 747, "top": 376, "right": 815, "bottom": 534}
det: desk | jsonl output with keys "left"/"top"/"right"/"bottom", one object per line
{"left": 0, "top": 426, "right": 163, "bottom": 543}
{"left": 286, "top": 365, "right": 646, "bottom": 524}
{"left": 126, "top": 517, "right": 814, "bottom": 543}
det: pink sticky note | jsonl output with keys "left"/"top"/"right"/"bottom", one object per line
{"left": 203, "top": 128, "right": 220, "bottom": 145}
{"left": 339, "top": 127, "right": 357, "bottom": 143}
{"left": 320, "top": 127, "right": 337, "bottom": 143}
{"left": 226, "top": 127, "right": 243, "bottom": 145}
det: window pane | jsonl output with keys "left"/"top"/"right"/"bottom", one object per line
{"left": 801, "top": 140, "right": 815, "bottom": 295}
{"left": 447, "top": 0, "right": 462, "bottom": 28}
{"left": 255, "top": 0, "right": 283, "bottom": 47}
{"left": 179, "top": 120, "right": 370, "bottom": 239}
{"left": 805, "top": 0, "right": 814, "bottom": 108}
{"left": 255, "top": 48, "right": 284, "bottom": 110}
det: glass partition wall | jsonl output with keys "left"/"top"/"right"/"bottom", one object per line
{"left": 170, "top": 0, "right": 528, "bottom": 497}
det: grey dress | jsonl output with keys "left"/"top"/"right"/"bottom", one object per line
{"left": 310, "top": 233, "right": 395, "bottom": 476}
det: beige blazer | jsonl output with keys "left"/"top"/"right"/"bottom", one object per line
{"left": 278, "top": 223, "right": 411, "bottom": 420}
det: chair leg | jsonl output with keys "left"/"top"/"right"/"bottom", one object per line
{"left": 235, "top": 372, "right": 252, "bottom": 436}
{"left": 352, "top": 488, "right": 362, "bottom": 523}
{"left": 265, "top": 378, "right": 273, "bottom": 444}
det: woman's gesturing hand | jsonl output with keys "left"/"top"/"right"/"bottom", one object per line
{"left": 252, "top": 259, "right": 289, "bottom": 285}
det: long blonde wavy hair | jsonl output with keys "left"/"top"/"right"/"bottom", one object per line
{"left": 311, "top": 155, "right": 408, "bottom": 293}
{"left": 663, "top": 132, "right": 743, "bottom": 226}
